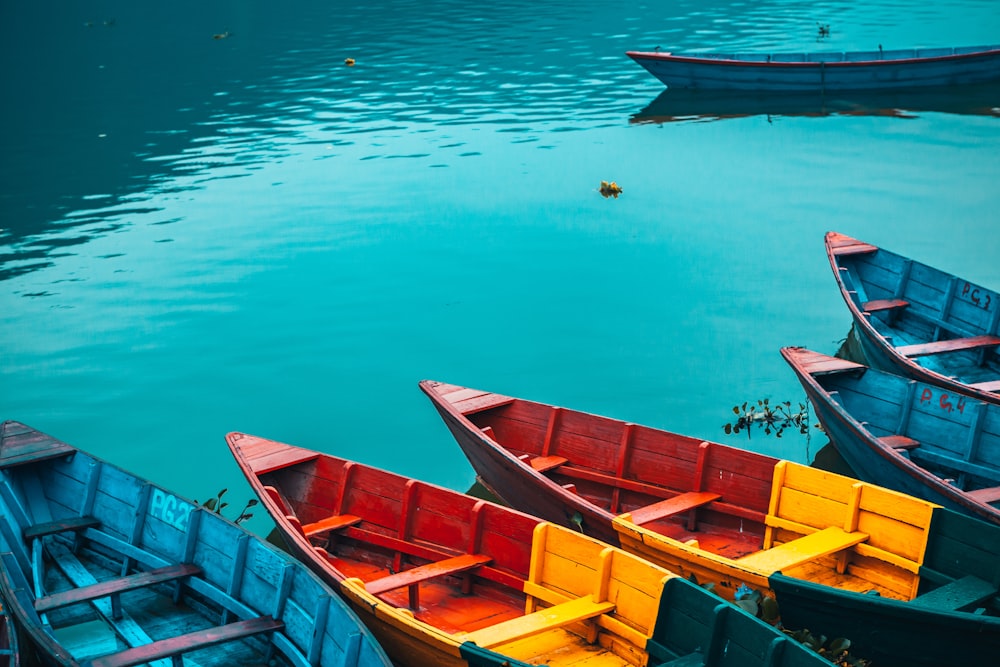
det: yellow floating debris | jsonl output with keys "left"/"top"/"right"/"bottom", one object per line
{"left": 213, "top": 31, "right": 231, "bottom": 40}
{"left": 345, "top": 58, "right": 356, "bottom": 66}
{"left": 599, "top": 180, "right": 623, "bottom": 199}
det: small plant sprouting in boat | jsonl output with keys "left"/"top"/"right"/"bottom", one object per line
{"left": 599, "top": 180, "right": 623, "bottom": 198}
{"left": 724, "top": 399, "right": 809, "bottom": 439}
{"left": 197, "top": 488, "right": 258, "bottom": 525}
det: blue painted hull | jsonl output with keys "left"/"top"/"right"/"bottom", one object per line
{"left": 628, "top": 45, "right": 1000, "bottom": 91}
{"left": 826, "top": 231, "right": 1000, "bottom": 406}
{"left": 0, "top": 421, "right": 391, "bottom": 667}
{"left": 781, "top": 347, "right": 1000, "bottom": 525}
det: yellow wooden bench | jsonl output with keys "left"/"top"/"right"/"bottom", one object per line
{"left": 735, "top": 526, "right": 869, "bottom": 573}
{"left": 462, "top": 596, "right": 615, "bottom": 649}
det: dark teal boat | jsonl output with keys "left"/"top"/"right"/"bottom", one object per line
{"left": 0, "top": 420, "right": 392, "bottom": 667}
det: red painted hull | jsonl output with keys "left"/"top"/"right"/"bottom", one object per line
{"left": 419, "top": 381, "right": 777, "bottom": 556}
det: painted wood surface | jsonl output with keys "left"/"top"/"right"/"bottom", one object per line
{"left": 0, "top": 420, "right": 392, "bottom": 667}
{"left": 627, "top": 45, "right": 1000, "bottom": 91}
{"left": 421, "top": 380, "right": 1000, "bottom": 666}
{"left": 0, "top": 600, "right": 18, "bottom": 667}
{"left": 826, "top": 230, "right": 1000, "bottom": 406}
{"left": 782, "top": 346, "right": 1000, "bottom": 525}
{"left": 227, "top": 432, "right": 831, "bottom": 667}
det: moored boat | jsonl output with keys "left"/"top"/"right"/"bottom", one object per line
{"left": 626, "top": 44, "right": 1000, "bottom": 92}
{"left": 825, "top": 230, "right": 1000, "bottom": 406}
{"left": 781, "top": 346, "right": 1000, "bottom": 525}
{"left": 421, "top": 380, "right": 1000, "bottom": 666}
{"left": 0, "top": 420, "right": 392, "bottom": 667}
{"left": 227, "top": 431, "right": 832, "bottom": 667}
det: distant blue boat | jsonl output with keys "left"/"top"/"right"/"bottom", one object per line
{"left": 782, "top": 347, "right": 1000, "bottom": 526}
{"left": 826, "top": 231, "right": 1000, "bottom": 406}
{"left": 0, "top": 420, "right": 393, "bottom": 667}
{"left": 627, "top": 45, "right": 1000, "bottom": 91}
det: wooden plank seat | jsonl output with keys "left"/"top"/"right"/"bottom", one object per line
{"left": 897, "top": 335, "right": 1000, "bottom": 358}
{"left": 23, "top": 515, "right": 101, "bottom": 540}
{"left": 734, "top": 526, "right": 869, "bottom": 573}
{"left": 969, "top": 379, "right": 1000, "bottom": 393}
{"left": 862, "top": 298, "right": 909, "bottom": 313}
{"left": 528, "top": 455, "right": 569, "bottom": 473}
{"left": 86, "top": 615, "right": 284, "bottom": 667}
{"left": 462, "top": 596, "right": 616, "bottom": 649}
{"left": 623, "top": 492, "right": 722, "bottom": 526}
{"left": 880, "top": 435, "right": 920, "bottom": 451}
{"left": 301, "top": 514, "right": 362, "bottom": 538}
{"left": 911, "top": 575, "right": 996, "bottom": 611}
{"left": 35, "top": 563, "right": 201, "bottom": 614}
{"left": 365, "top": 553, "right": 492, "bottom": 608}
{"left": 967, "top": 486, "right": 1000, "bottom": 504}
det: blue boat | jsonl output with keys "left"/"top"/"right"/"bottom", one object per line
{"left": 781, "top": 347, "right": 1000, "bottom": 525}
{"left": 627, "top": 45, "right": 1000, "bottom": 92}
{"left": 826, "top": 231, "right": 1000, "bottom": 406}
{"left": 0, "top": 420, "right": 393, "bottom": 667}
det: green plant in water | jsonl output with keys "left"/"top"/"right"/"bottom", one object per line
{"left": 724, "top": 399, "right": 810, "bottom": 439}
{"left": 197, "top": 488, "right": 258, "bottom": 525}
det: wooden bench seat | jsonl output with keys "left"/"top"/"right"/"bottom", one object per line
{"left": 86, "top": 616, "right": 283, "bottom": 667}
{"left": 735, "top": 527, "right": 869, "bottom": 573}
{"left": 365, "top": 553, "right": 492, "bottom": 609}
{"left": 911, "top": 575, "right": 996, "bottom": 611}
{"left": 862, "top": 298, "right": 909, "bottom": 313}
{"left": 23, "top": 515, "right": 101, "bottom": 540}
{"left": 624, "top": 492, "right": 721, "bottom": 526}
{"left": 880, "top": 435, "right": 920, "bottom": 451}
{"left": 462, "top": 596, "right": 615, "bottom": 649}
{"left": 967, "top": 486, "right": 1000, "bottom": 504}
{"left": 35, "top": 563, "right": 201, "bottom": 614}
{"left": 301, "top": 514, "right": 362, "bottom": 537}
{"left": 897, "top": 335, "right": 1000, "bottom": 358}
{"left": 969, "top": 379, "right": 1000, "bottom": 393}
{"left": 526, "top": 455, "right": 568, "bottom": 473}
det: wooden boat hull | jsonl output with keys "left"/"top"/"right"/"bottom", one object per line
{"left": 227, "top": 432, "right": 831, "bottom": 667}
{"left": 0, "top": 601, "right": 17, "bottom": 667}
{"left": 0, "top": 420, "right": 392, "bottom": 667}
{"left": 422, "top": 380, "right": 1000, "bottom": 666}
{"left": 782, "top": 346, "right": 1000, "bottom": 525}
{"left": 627, "top": 45, "right": 1000, "bottom": 92}
{"left": 630, "top": 82, "right": 1000, "bottom": 123}
{"left": 826, "top": 231, "right": 1000, "bottom": 405}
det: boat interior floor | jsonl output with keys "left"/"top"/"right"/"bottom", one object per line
{"left": 648, "top": 521, "right": 763, "bottom": 559}
{"left": 328, "top": 555, "right": 523, "bottom": 635}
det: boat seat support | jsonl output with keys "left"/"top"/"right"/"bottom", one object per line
{"left": 624, "top": 492, "right": 721, "bottom": 526}
{"left": 462, "top": 596, "right": 615, "bottom": 649}
{"left": 969, "top": 380, "right": 1000, "bottom": 393}
{"left": 23, "top": 516, "right": 101, "bottom": 541}
{"left": 912, "top": 575, "right": 996, "bottom": 611}
{"left": 735, "top": 526, "right": 869, "bottom": 573}
{"left": 365, "top": 553, "right": 492, "bottom": 609}
{"left": 862, "top": 298, "right": 909, "bottom": 313}
{"left": 967, "top": 486, "right": 1000, "bottom": 505}
{"left": 35, "top": 563, "right": 201, "bottom": 615}
{"left": 85, "top": 615, "right": 284, "bottom": 667}
{"left": 302, "top": 514, "right": 362, "bottom": 538}
{"left": 897, "top": 335, "right": 1000, "bottom": 358}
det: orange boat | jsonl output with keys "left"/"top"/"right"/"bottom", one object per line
{"left": 226, "top": 431, "right": 832, "bottom": 667}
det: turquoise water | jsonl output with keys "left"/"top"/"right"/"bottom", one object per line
{"left": 2, "top": 0, "right": 999, "bottom": 534}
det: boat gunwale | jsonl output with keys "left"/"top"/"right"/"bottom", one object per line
{"left": 626, "top": 46, "right": 1000, "bottom": 68}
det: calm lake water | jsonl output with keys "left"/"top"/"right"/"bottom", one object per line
{"left": 2, "top": 0, "right": 999, "bottom": 534}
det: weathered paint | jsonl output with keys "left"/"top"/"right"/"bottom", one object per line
{"left": 0, "top": 420, "right": 392, "bottom": 667}
{"left": 782, "top": 346, "right": 1000, "bottom": 525}
{"left": 825, "top": 230, "right": 1000, "bottom": 407}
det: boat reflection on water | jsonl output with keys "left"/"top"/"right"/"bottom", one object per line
{"left": 630, "top": 82, "right": 1000, "bottom": 124}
